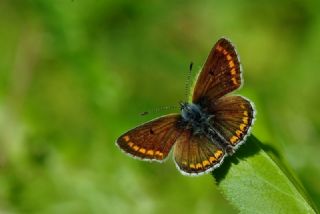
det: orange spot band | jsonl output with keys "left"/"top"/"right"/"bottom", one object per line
{"left": 123, "top": 136, "right": 130, "bottom": 141}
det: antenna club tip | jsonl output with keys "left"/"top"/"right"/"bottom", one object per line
{"left": 189, "top": 62, "right": 193, "bottom": 71}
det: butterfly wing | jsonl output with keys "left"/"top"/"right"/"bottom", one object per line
{"left": 116, "top": 114, "right": 183, "bottom": 162}
{"left": 210, "top": 95, "right": 255, "bottom": 148}
{"left": 192, "top": 38, "right": 241, "bottom": 103}
{"left": 173, "top": 129, "right": 225, "bottom": 176}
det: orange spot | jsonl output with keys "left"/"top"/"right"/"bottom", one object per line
{"left": 182, "top": 161, "right": 187, "bottom": 166}
{"left": 236, "top": 130, "right": 243, "bottom": 137}
{"left": 223, "top": 49, "right": 228, "bottom": 55}
{"left": 231, "top": 68, "right": 236, "bottom": 75}
{"left": 128, "top": 142, "right": 134, "bottom": 147}
{"left": 240, "top": 104, "right": 246, "bottom": 109}
{"left": 209, "top": 156, "right": 216, "bottom": 163}
{"left": 231, "top": 77, "right": 238, "bottom": 85}
{"left": 216, "top": 45, "right": 223, "bottom": 52}
{"left": 190, "top": 164, "right": 196, "bottom": 169}
{"left": 240, "top": 124, "right": 246, "bottom": 131}
{"left": 202, "top": 160, "right": 210, "bottom": 167}
{"left": 123, "top": 136, "right": 130, "bottom": 141}
{"left": 227, "top": 54, "right": 232, "bottom": 60}
{"left": 155, "top": 151, "right": 163, "bottom": 158}
{"left": 139, "top": 148, "right": 146, "bottom": 154}
{"left": 133, "top": 145, "right": 139, "bottom": 151}
{"left": 230, "top": 136, "right": 239, "bottom": 144}
{"left": 243, "top": 111, "right": 248, "bottom": 116}
{"left": 215, "top": 150, "right": 223, "bottom": 158}
{"left": 243, "top": 117, "right": 249, "bottom": 124}
{"left": 196, "top": 163, "right": 202, "bottom": 169}
{"left": 147, "top": 150, "right": 154, "bottom": 155}
{"left": 229, "top": 60, "right": 235, "bottom": 68}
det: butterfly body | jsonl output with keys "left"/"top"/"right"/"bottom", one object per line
{"left": 181, "top": 101, "right": 235, "bottom": 155}
{"left": 116, "top": 38, "right": 255, "bottom": 176}
{"left": 180, "top": 102, "right": 211, "bottom": 134}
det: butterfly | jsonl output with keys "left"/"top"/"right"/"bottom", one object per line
{"left": 116, "top": 38, "right": 255, "bottom": 176}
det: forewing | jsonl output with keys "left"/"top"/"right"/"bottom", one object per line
{"left": 174, "top": 130, "right": 225, "bottom": 176}
{"left": 116, "top": 114, "right": 182, "bottom": 162}
{"left": 210, "top": 96, "right": 255, "bottom": 148}
{"left": 192, "top": 38, "right": 241, "bottom": 103}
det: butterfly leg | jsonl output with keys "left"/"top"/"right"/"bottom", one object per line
{"left": 206, "top": 115, "right": 215, "bottom": 122}
{"left": 207, "top": 128, "right": 234, "bottom": 156}
{"left": 204, "top": 115, "right": 234, "bottom": 154}
{"left": 206, "top": 114, "right": 235, "bottom": 154}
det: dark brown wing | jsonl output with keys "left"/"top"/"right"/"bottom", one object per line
{"left": 116, "top": 114, "right": 183, "bottom": 162}
{"left": 210, "top": 96, "right": 255, "bottom": 148}
{"left": 192, "top": 38, "right": 241, "bottom": 103}
{"left": 173, "top": 129, "right": 225, "bottom": 176}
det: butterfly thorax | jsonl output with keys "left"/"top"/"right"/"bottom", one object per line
{"left": 180, "top": 102, "right": 213, "bottom": 135}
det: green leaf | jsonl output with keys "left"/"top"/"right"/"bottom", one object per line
{"left": 212, "top": 135, "right": 318, "bottom": 214}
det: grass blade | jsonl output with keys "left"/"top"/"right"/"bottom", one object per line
{"left": 212, "top": 135, "right": 318, "bottom": 214}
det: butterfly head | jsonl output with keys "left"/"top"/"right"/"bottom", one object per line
{"left": 180, "top": 102, "right": 205, "bottom": 123}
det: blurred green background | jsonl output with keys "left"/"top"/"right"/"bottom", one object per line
{"left": 1, "top": 0, "right": 320, "bottom": 213}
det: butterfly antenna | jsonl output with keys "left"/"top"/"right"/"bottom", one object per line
{"left": 140, "top": 105, "right": 178, "bottom": 116}
{"left": 140, "top": 63, "right": 193, "bottom": 116}
{"left": 184, "top": 62, "right": 193, "bottom": 101}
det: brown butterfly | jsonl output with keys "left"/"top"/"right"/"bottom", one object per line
{"left": 116, "top": 38, "right": 255, "bottom": 176}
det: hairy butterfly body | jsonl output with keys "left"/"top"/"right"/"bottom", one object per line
{"left": 116, "top": 38, "right": 255, "bottom": 176}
